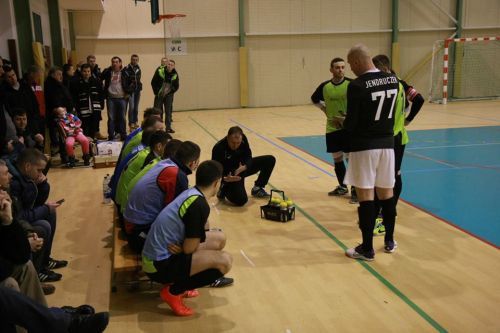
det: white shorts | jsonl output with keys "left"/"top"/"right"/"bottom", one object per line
{"left": 344, "top": 149, "right": 395, "bottom": 189}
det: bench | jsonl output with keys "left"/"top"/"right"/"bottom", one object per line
{"left": 111, "top": 207, "right": 148, "bottom": 292}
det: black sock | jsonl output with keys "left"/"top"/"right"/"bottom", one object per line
{"left": 334, "top": 161, "right": 346, "bottom": 187}
{"left": 170, "top": 269, "right": 223, "bottom": 295}
{"left": 394, "top": 174, "right": 402, "bottom": 207}
{"left": 358, "top": 201, "right": 376, "bottom": 252}
{"left": 380, "top": 197, "right": 396, "bottom": 243}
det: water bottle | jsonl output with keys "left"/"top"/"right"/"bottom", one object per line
{"left": 102, "top": 174, "right": 111, "bottom": 204}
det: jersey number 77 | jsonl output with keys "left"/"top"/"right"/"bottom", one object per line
{"left": 371, "top": 89, "right": 398, "bottom": 121}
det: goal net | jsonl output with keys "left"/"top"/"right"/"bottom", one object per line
{"left": 429, "top": 37, "right": 500, "bottom": 104}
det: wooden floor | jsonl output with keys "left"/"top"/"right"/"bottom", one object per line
{"left": 46, "top": 100, "right": 500, "bottom": 332}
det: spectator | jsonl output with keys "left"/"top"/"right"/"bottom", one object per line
{"left": 101, "top": 56, "right": 134, "bottom": 141}
{"left": 124, "top": 54, "right": 142, "bottom": 132}
{"left": 71, "top": 63, "right": 104, "bottom": 139}
{"left": 151, "top": 58, "right": 178, "bottom": 133}
{"left": 54, "top": 107, "right": 91, "bottom": 167}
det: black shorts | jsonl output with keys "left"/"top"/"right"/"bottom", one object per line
{"left": 146, "top": 253, "right": 193, "bottom": 284}
{"left": 394, "top": 132, "right": 406, "bottom": 172}
{"left": 325, "top": 129, "right": 348, "bottom": 153}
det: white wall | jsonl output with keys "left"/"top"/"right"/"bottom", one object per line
{"left": 29, "top": 0, "right": 52, "bottom": 47}
{"left": 0, "top": 0, "right": 18, "bottom": 63}
{"left": 72, "top": 0, "right": 500, "bottom": 110}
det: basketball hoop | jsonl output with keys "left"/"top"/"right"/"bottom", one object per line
{"left": 157, "top": 13, "right": 186, "bottom": 39}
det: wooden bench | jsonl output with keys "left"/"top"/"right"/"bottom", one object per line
{"left": 111, "top": 208, "right": 148, "bottom": 292}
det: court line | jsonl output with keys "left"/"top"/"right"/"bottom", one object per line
{"left": 189, "top": 116, "right": 447, "bottom": 333}
{"left": 277, "top": 135, "right": 499, "bottom": 248}
{"left": 431, "top": 109, "right": 500, "bottom": 123}
{"left": 407, "top": 142, "right": 500, "bottom": 150}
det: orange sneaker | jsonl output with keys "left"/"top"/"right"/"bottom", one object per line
{"left": 183, "top": 289, "right": 199, "bottom": 298}
{"left": 160, "top": 285, "right": 194, "bottom": 316}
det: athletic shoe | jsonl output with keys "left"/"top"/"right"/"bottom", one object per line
{"left": 62, "top": 305, "right": 96, "bottom": 315}
{"left": 373, "top": 217, "right": 385, "bottom": 236}
{"left": 183, "top": 289, "right": 200, "bottom": 298}
{"left": 38, "top": 269, "right": 62, "bottom": 282}
{"left": 167, "top": 128, "right": 175, "bottom": 133}
{"left": 68, "top": 312, "right": 109, "bottom": 333}
{"left": 349, "top": 187, "right": 358, "bottom": 204}
{"left": 328, "top": 185, "right": 348, "bottom": 196}
{"left": 160, "top": 285, "right": 194, "bottom": 316}
{"left": 251, "top": 187, "right": 270, "bottom": 198}
{"left": 384, "top": 240, "right": 398, "bottom": 253}
{"left": 41, "top": 283, "right": 55, "bottom": 295}
{"left": 345, "top": 245, "right": 375, "bottom": 261}
{"left": 47, "top": 258, "right": 68, "bottom": 270}
{"left": 210, "top": 276, "right": 234, "bottom": 288}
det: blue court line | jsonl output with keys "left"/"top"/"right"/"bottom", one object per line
{"left": 224, "top": 118, "right": 446, "bottom": 333}
{"left": 228, "top": 119, "right": 336, "bottom": 178}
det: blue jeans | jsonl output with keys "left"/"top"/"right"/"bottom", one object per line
{"left": 0, "top": 286, "right": 70, "bottom": 333}
{"left": 107, "top": 97, "right": 127, "bottom": 140}
{"left": 127, "top": 91, "right": 141, "bottom": 125}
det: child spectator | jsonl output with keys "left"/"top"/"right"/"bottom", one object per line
{"left": 54, "top": 107, "right": 90, "bottom": 167}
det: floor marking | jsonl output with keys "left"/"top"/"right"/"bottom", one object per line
{"left": 240, "top": 249, "right": 256, "bottom": 267}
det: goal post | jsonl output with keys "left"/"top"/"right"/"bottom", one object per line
{"left": 429, "top": 36, "right": 500, "bottom": 104}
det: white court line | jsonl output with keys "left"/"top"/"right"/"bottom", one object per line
{"left": 211, "top": 202, "right": 220, "bottom": 215}
{"left": 240, "top": 249, "right": 256, "bottom": 267}
{"left": 406, "top": 151, "right": 459, "bottom": 168}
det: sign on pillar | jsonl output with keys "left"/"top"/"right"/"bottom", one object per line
{"left": 167, "top": 38, "right": 187, "bottom": 55}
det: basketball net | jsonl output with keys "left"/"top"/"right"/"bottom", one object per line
{"left": 159, "top": 14, "right": 186, "bottom": 42}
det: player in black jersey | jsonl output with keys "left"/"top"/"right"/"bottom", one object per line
{"left": 343, "top": 44, "right": 400, "bottom": 261}
{"left": 371, "top": 54, "right": 425, "bottom": 236}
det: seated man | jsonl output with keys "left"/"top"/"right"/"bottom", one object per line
{"left": 0, "top": 286, "right": 109, "bottom": 333}
{"left": 124, "top": 141, "right": 200, "bottom": 253}
{"left": 0, "top": 188, "right": 47, "bottom": 302}
{"left": 212, "top": 126, "right": 276, "bottom": 206}
{"left": 142, "top": 160, "right": 233, "bottom": 317}
{"left": 9, "top": 149, "right": 66, "bottom": 282}
{"left": 10, "top": 108, "right": 44, "bottom": 155}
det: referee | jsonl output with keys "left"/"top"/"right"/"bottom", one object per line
{"left": 343, "top": 44, "right": 400, "bottom": 261}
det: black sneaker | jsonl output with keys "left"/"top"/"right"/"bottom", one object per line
{"left": 210, "top": 276, "right": 234, "bottom": 288}
{"left": 62, "top": 304, "right": 96, "bottom": 315}
{"left": 38, "top": 269, "right": 62, "bottom": 282}
{"left": 68, "top": 312, "right": 109, "bottom": 333}
{"left": 167, "top": 128, "right": 175, "bottom": 133}
{"left": 345, "top": 244, "right": 375, "bottom": 261}
{"left": 47, "top": 258, "right": 68, "bottom": 269}
{"left": 251, "top": 187, "right": 270, "bottom": 198}
{"left": 384, "top": 240, "right": 398, "bottom": 253}
{"left": 41, "top": 283, "right": 56, "bottom": 295}
{"left": 349, "top": 186, "right": 358, "bottom": 204}
{"left": 328, "top": 185, "right": 348, "bottom": 196}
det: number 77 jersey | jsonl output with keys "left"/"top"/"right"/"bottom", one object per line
{"left": 343, "top": 71, "right": 401, "bottom": 152}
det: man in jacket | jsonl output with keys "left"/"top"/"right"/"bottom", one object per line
{"left": 124, "top": 54, "right": 142, "bottom": 131}
{"left": 101, "top": 56, "right": 134, "bottom": 141}
{"left": 151, "top": 58, "right": 179, "bottom": 133}
{"left": 71, "top": 64, "right": 104, "bottom": 139}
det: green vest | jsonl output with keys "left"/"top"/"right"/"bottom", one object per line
{"left": 116, "top": 148, "right": 150, "bottom": 210}
{"left": 323, "top": 79, "right": 350, "bottom": 133}
{"left": 394, "top": 82, "right": 409, "bottom": 145}
{"left": 122, "top": 132, "right": 143, "bottom": 158}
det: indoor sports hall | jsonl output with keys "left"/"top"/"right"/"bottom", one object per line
{"left": 1, "top": 0, "right": 499, "bottom": 332}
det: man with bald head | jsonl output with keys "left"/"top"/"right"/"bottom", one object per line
{"left": 343, "top": 44, "right": 400, "bottom": 261}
